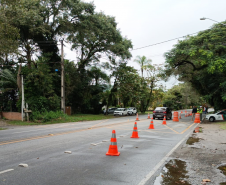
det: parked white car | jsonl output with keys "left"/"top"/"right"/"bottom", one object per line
{"left": 127, "top": 107, "right": 137, "bottom": 115}
{"left": 205, "top": 110, "right": 226, "bottom": 122}
{"left": 114, "top": 108, "right": 128, "bottom": 116}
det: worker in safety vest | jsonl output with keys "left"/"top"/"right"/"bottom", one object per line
{"left": 197, "top": 106, "right": 203, "bottom": 121}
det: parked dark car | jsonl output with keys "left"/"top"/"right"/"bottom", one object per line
{"left": 103, "top": 108, "right": 117, "bottom": 115}
{"left": 153, "top": 107, "right": 172, "bottom": 120}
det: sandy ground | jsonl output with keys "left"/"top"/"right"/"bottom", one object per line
{"left": 170, "top": 121, "right": 226, "bottom": 185}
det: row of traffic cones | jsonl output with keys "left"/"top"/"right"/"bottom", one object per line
{"left": 106, "top": 111, "right": 200, "bottom": 156}
{"left": 106, "top": 116, "right": 165, "bottom": 156}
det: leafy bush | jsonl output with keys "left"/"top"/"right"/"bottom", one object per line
{"left": 30, "top": 110, "right": 68, "bottom": 123}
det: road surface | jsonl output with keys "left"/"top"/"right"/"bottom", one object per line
{"left": 0, "top": 111, "right": 198, "bottom": 185}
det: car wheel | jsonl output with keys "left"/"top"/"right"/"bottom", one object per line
{"left": 209, "top": 117, "right": 215, "bottom": 122}
{"left": 153, "top": 116, "right": 155, "bottom": 119}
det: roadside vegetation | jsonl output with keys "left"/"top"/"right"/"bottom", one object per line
{"left": 0, "top": 128, "right": 7, "bottom": 130}
{"left": 7, "top": 114, "right": 116, "bottom": 126}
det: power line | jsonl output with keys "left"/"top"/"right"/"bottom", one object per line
{"left": 131, "top": 30, "right": 207, "bottom": 51}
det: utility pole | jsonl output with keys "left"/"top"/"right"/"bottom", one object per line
{"left": 21, "top": 74, "right": 24, "bottom": 121}
{"left": 61, "top": 39, "right": 65, "bottom": 113}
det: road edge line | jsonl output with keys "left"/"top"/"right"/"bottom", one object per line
{"left": 137, "top": 123, "right": 199, "bottom": 185}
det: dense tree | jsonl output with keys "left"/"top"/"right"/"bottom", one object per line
{"left": 163, "top": 83, "right": 202, "bottom": 110}
{"left": 0, "top": 0, "right": 133, "bottom": 116}
{"left": 133, "top": 56, "right": 162, "bottom": 113}
{"left": 68, "top": 12, "right": 132, "bottom": 75}
{"left": 112, "top": 63, "right": 140, "bottom": 108}
{"left": 0, "top": 68, "right": 18, "bottom": 111}
{"left": 164, "top": 22, "right": 226, "bottom": 110}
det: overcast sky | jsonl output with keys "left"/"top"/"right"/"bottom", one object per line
{"left": 64, "top": 0, "right": 226, "bottom": 88}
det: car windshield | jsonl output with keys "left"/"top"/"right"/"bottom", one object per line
{"left": 128, "top": 107, "right": 134, "bottom": 110}
{"left": 116, "top": 108, "right": 124, "bottom": 111}
{"left": 155, "top": 107, "right": 166, "bottom": 111}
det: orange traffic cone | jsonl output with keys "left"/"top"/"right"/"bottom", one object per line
{"left": 179, "top": 113, "right": 181, "bottom": 119}
{"left": 131, "top": 122, "right": 139, "bottom": 138}
{"left": 136, "top": 113, "right": 140, "bottom": 121}
{"left": 149, "top": 118, "right": 154, "bottom": 129}
{"left": 185, "top": 113, "right": 187, "bottom": 117}
{"left": 181, "top": 111, "right": 183, "bottom": 114}
{"left": 106, "top": 130, "right": 120, "bottom": 156}
{"left": 194, "top": 113, "right": 200, "bottom": 123}
{"left": 147, "top": 113, "right": 151, "bottom": 119}
{"left": 162, "top": 116, "right": 167, "bottom": 125}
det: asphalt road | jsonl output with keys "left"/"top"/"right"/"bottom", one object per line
{"left": 0, "top": 110, "right": 198, "bottom": 185}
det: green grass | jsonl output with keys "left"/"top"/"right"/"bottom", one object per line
{"left": 7, "top": 114, "right": 116, "bottom": 126}
{"left": 216, "top": 121, "right": 226, "bottom": 130}
{"left": 0, "top": 128, "right": 7, "bottom": 130}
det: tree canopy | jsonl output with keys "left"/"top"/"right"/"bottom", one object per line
{"left": 164, "top": 22, "right": 226, "bottom": 110}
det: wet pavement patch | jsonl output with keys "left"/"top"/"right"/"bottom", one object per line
{"left": 186, "top": 137, "right": 201, "bottom": 145}
{"left": 153, "top": 159, "right": 191, "bottom": 185}
{"left": 220, "top": 183, "right": 226, "bottom": 185}
{"left": 218, "top": 164, "right": 226, "bottom": 176}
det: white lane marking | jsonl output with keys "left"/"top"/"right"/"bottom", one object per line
{"left": 137, "top": 123, "right": 199, "bottom": 185}
{"left": 0, "top": 169, "right": 14, "bottom": 175}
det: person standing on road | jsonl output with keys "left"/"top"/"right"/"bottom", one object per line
{"left": 197, "top": 106, "right": 203, "bottom": 121}
{"left": 191, "top": 106, "right": 197, "bottom": 121}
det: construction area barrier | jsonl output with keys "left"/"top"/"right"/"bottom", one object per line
{"left": 173, "top": 111, "right": 179, "bottom": 122}
{"left": 194, "top": 113, "right": 201, "bottom": 123}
